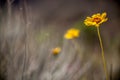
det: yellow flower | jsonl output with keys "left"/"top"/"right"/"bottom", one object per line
{"left": 52, "top": 47, "right": 61, "bottom": 55}
{"left": 84, "top": 12, "right": 108, "bottom": 27}
{"left": 64, "top": 28, "right": 80, "bottom": 39}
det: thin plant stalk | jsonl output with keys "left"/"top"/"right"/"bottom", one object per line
{"left": 72, "top": 40, "right": 83, "bottom": 60}
{"left": 97, "top": 27, "right": 109, "bottom": 80}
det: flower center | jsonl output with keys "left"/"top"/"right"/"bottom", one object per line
{"left": 93, "top": 18, "right": 101, "bottom": 24}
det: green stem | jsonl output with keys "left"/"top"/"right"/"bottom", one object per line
{"left": 97, "top": 27, "right": 109, "bottom": 80}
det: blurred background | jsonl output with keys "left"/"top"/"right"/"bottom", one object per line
{"left": 0, "top": 0, "right": 120, "bottom": 80}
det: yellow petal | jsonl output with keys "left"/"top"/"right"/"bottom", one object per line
{"left": 52, "top": 47, "right": 61, "bottom": 55}
{"left": 101, "top": 12, "right": 107, "bottom": 18}
{"left": 64, "top": 28, "right": 80, "bottom": 39}
{"left": 92, "top": 13, "right": 100, "bottom": 18}
{"left": 64, "top": 33, "right": 73, "bottom": 39}
{"left": 84, "top": 12, "right": 108, "bottom": 27}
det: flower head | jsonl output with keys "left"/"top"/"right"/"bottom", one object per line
{"left": 84, "top": 12, "right": 108, "bottom": 27}
{"left": 64, "top": 28, "right": 80, "bottom": 39}
{"left": 52, "top": 47, "right": 61, "bottom": 55}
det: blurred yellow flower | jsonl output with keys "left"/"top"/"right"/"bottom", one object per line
{"left": 64, "top": 28, "right": 80, "bottom": 39}
{"left": 52, "top": 47, "right": 61, "bottom": 55}
{"left": 84, "top": 12, "right": 108, "bottom": 27}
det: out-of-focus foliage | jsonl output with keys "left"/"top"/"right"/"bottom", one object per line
{"left": 0, "top": 0, "right": 120, "bottom": 80}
